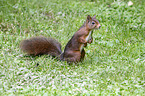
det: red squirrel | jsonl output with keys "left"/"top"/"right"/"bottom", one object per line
{"left": 20, "top": 15, "right": 101, "bottom": 63}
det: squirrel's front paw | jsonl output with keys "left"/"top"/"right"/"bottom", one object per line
{"left": 79, "top": 38, "right": 87, "bottom": 44}
{"left": 88, "top": 38, "right": 93, "bottom": 44}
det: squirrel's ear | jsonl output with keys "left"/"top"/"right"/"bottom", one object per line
{"left": 92, "top": 15, "right": 96, "bottom": 18}
{"left": 87, "top": 15, "right": 92, "bottom": 22}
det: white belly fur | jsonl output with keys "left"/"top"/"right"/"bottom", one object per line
{"left": 80, "top": 31, "right": 92, "bottom": 52}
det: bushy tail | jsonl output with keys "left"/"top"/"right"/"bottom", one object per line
{"left": 20, "top": 36, "right": 62, "bottom": 57}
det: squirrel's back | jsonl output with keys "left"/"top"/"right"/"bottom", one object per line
{"left": 20, "top": 36, "right": 62, "bottom": 56}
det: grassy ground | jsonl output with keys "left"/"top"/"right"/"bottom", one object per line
{"left": 0, "top": 0, "right": 145, "bottom": 95}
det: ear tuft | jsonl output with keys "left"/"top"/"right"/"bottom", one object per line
{"left": 87, "top": 15, "right": 92, "bottom": 21}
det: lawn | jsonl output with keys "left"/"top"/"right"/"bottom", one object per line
{"left": 0, "top": 0, "right": 145, "bottom": 95}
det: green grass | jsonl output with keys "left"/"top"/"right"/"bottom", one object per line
{"left": 0, "top": 0, "right": 145, "bottom": 95}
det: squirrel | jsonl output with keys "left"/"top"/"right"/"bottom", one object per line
{"left": 20, "top": 15, "right": 101, "bottom": 63}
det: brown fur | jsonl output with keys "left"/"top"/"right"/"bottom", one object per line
{"left": 60, "top": 15, "right": 101, "bottom": 63}
{"left": 20, "top": 15, "right": 101, "bottom": 63}
{"left": 20, "top": 36, "right": 61, "bottom": 56}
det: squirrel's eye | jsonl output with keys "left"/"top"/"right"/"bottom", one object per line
{"left": 92, "top": 22, "right": 95, "bottom": 25}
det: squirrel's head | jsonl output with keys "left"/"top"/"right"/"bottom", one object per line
{"left": 86, "top": 15, "right": 101, "bottom": 30}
